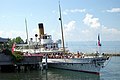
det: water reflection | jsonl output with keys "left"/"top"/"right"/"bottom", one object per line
{"left": 0, "top": 71, "right": 42, "bottom": 80}
{"left": 46, "top": 68, "right": 100, "bottom": 80}
{"left": 0, "top": 68, "right": 100, "bottom": 80}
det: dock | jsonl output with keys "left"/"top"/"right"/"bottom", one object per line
{"left": 0, "top": 52, "right": 47, "bottom": 72}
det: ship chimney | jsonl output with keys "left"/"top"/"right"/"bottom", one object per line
{"left": 38, "top": 23, "right": 44, "bottom": 38}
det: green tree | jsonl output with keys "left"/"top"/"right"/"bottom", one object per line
{"left": 8, "top": 36, "right": 24, "bottom": 48}
{"left": 15, "top": 36, "right": 24, "bottom": 44}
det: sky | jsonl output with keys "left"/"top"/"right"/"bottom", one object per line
{"left": 0, "top": 0, "right": 120, "bottom": 42}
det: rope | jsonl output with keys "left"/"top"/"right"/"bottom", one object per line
{"left": 104, "top": 56, "right": 112, "bottom": 67}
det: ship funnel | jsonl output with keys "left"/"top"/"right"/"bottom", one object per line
{"left": 38, "top": 23, "right": 44, "bottom": 38}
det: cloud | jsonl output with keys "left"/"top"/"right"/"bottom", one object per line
{"left": 80, "top": 25, "right": 120, "bottom": 41}
{"left": 102, "top": 26, "right": 120, "bottom": 40}
{"left": 102, "top": 26, "right": 120, "bottom": 34}
{"left": 79, "top": 26, "right": 120, "bottom": 41}
{"left": 56, "top": 17, "right": 120, "bottom": 41}
{"left": 82, "top": 29, "right": 90, "bottom": 33}
{"left": 83, "top": 13, "right": 101, "bottom": 28}
{"left": 0, "top": 28, "right": 40, "bottom": 41}
{"left": 64, "top": 21, "right": 76, "bottom": 32}
{"left": 1, "top": 15, "right": 6, "bottom": 18}
{"left": 63, "top": 9, "right": 86, "bottom": 15}
{"left": 63, "top": 21, "right": 76, "bottom": 40}
{"left": 0, "top": 30, "right": 26, "bottom": 39}
{"left": 106, "top": 8, "right": 120, "bottom": 13}
{"left": 0, "top": 31, "right": 4, "bottom": 37}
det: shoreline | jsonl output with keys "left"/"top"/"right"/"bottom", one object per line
{"left": 85, "top": 53, "right": 120, "bottom": 56}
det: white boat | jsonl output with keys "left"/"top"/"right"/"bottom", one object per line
{"left": 14, "top": 3, "right": 109, "bottom": 74}
{"left": 44, "top": 3, "right": 109, "bottom": 74}
{"left": 14, "top": 22, "right": 109, "bottom": 74}
{"left": 44, "top": 56, "right": 108, "bottom": 74}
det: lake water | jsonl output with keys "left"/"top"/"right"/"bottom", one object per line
{"left": 67, "top": 41, "right": 120, "bottom": 54}
{"left": 0, "top": 57, "right": 120, "bottom": 80}
{"left": 0, "top": 41, "right": 120, "bottom": 80}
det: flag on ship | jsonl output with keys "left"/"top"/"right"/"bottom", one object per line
{"left": 98, "top": 34, "right": 101, "bottom": 46}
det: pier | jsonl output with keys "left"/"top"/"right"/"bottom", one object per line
{"left": 0, "top": 52, "right": 46, "bottom": 72}
{"left": 0, "top": 37, "right": 48, "bottom": 72}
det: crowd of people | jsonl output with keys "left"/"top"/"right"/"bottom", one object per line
{"left": 46, "top": 51, "right": 85, "bottom": 59}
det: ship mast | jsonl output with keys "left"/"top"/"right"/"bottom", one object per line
{"left": 25, "top": 18, "right": 29, "bottom": 44}
{"left": 59, "top": 1, "right": 65, "bottom": 53}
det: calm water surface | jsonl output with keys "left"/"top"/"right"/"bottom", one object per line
{"left": 67, "top": 41, "right": 120, "bottom": 53}
{"left": 0, "top": 57, "right": 120, "bottom": 80}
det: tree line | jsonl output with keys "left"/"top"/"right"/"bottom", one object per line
{"left": 8, "top": 36, "right": 24, "bottom": 48}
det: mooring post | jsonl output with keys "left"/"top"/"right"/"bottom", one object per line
{"left": 45, "top": 53, "right": 48, "bottom": 69}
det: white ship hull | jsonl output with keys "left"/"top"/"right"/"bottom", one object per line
{"left": 43, "top": 57, "right": 108, "bottom": 74}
